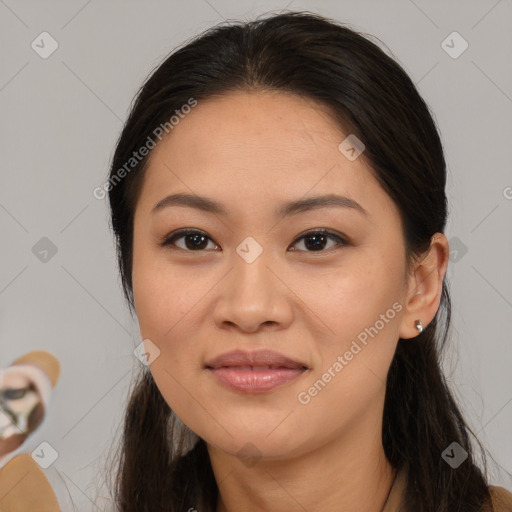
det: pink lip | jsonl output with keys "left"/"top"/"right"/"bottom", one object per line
{"left": 205, "top": 349, "right": 308, "bottom": 394}
{"left": 209, "top": 367, "right": 306, "bottom": 393}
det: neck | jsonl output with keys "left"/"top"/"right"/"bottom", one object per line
{"left": 208, "top": 400, "right": 396, "bottom": 512}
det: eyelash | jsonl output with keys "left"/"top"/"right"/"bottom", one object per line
{"left": 160, "top": 228, "right": 349, "bottom": 253}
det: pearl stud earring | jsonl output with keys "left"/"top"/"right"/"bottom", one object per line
{"left": 415, "top": 320, "right": 423, "bottom": 333}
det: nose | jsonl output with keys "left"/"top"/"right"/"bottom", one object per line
{"left": 212, "top": 249, "right": 293, "bottom": 334}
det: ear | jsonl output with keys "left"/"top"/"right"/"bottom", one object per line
{"left": 398, "top": 233, "right": 449, "bottom": 339}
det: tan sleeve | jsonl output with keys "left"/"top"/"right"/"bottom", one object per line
{"left": 489, "top": 485, "right": 512, "bottom": 512}
{"left": 0, "top": 454, "right": 60, "bottom": 512}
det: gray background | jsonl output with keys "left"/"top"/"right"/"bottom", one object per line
{"left": 1, "top": 0, "right": 511, "bottom": 509}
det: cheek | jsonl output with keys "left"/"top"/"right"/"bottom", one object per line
{"left": 132, "top": 260, "right": 204, "bottom": 417}
{"left": 132, "top": 242, "right": 194, "bottom": 339}
{"left": 132, "top": 246, "right": 213, "bottom": 392}
{"left": 291, "top": 248, "right": 404, "bottom": 342}
{"left": 292, "top": 246, "right": 405, "bottom": 396}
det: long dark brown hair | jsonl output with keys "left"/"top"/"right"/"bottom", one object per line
{"left": 105, "top": 10, "right": 494, "bottom": 511}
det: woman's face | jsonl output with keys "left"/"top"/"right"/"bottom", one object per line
{"left": 132, "top": 90, "right": 413, "bottom": 460}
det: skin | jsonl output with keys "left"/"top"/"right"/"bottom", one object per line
{"left": 131, "top": 90, "right": 449, "bottom": 512}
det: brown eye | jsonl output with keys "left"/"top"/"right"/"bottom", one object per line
{"left": 161, "top": 229, "right": 219, "bottom": 251}
{"left": 289, "top": 229, "right": 348, "bottom": 252}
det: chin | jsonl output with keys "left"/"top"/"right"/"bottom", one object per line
{"left": 200, "top": 423, "right": 306, "bottom": 461}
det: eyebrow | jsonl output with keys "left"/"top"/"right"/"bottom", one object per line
{"left": 151, "top": 193, "right": 368, "bottom": 218}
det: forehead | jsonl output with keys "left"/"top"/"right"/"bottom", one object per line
{"left": 152, "top": 90, "right": 349, "bottom": 164}
{"left": 136, "top": 90, "right": 394, "bottom": 222}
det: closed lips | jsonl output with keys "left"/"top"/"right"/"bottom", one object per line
{"left": 204, "top": 350, "right": 308, "bottom": 370}
{"left": 223, "top": 365, "right": 298, "bottom": 370}
{"left": 205, "top": 351, "right": 308, "bottom": 393}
